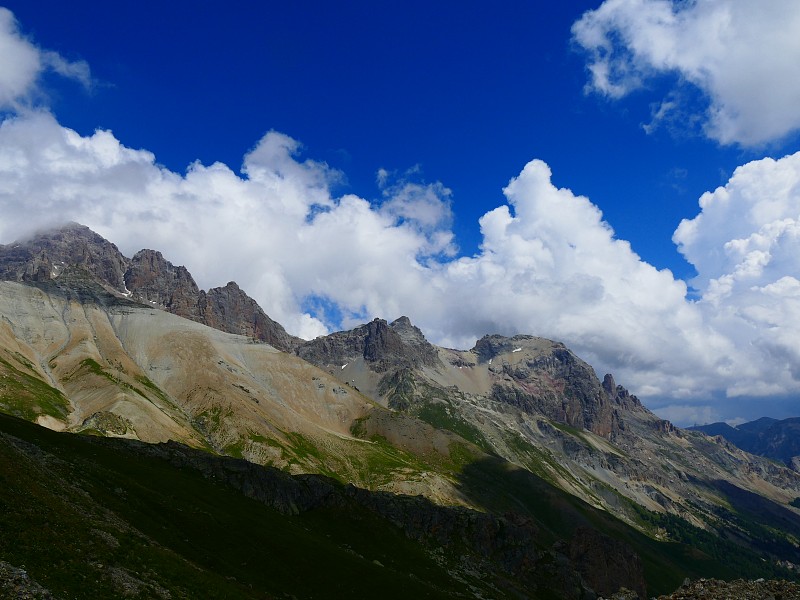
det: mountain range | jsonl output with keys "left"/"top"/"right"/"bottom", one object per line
{"left": 1, "top": 222, "right": 799, "bottom": 599}
{"left": 690, "top": 417, "right": 800, "bottom": 471}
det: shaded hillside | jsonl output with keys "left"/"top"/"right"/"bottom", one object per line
{"left": 3, "top": 413, "right": 797, "bottom": 599}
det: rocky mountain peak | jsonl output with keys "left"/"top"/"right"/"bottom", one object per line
{"left": 472, "top": 335, "right": 633, "bottom": 437}
{"left": 472, "top": 333, "right": 568, "bottom": 363}
{"left": 200, "top": 281, "right": 302, "bottom": 351}
{"left": 125, "top": 249, "right": 202, "bottom": 318}
{"left": 0, "top": 221, "right": 129, "bottom": 292}
{"left": 297, "top": 316, "right": 441, "bottom": 372}
{"left": 0, "top": 223, "right": 300, "bottom": 352}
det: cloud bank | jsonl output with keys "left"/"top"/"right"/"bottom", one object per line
{"left": 572, "top": 0, "right": 800, "bottom": 146}
{"left": 1, "top": 6, "right": 800, "bottom": 425}
{"left": 2, "top": 109, "right": 800, "bottom": 424}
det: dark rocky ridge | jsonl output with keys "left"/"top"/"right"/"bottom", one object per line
{"left": 125, "top": 249, "right": 203, "bottom": 319}
{"left": 296, "top": 316, "right": 442, "bottom": 372}
{"left": 0, "top": 223, "right": 300, "bottom": 352}
{"left": 477, "top": 335, "right": 644, "bottom": 438}
{"left": 0, "top": 222, "right": 128, "bottom": 292}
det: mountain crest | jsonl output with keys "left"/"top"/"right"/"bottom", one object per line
{"left": 296, "top": 315, "right": 441, "bottom": 372}
{"left": 0, "top": 223, "right": 299, "bottom": 352}
{"left": 0, "top": 222, "right": 129, "bottom": 292}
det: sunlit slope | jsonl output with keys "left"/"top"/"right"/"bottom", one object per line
{"left": 0, "top": 280, "right": 471, "bottom": 501}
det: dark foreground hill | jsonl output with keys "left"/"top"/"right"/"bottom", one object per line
{"left": 4, "top": 412, "right": 800, "bottom": 599}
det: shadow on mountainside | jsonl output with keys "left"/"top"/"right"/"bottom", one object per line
{"left": 2, "top": 410, "right": 798, "bottom": 599}
{"left": 705, "top": 478, "right": 800, "bottom": 563}
{"left": 452, "top": 455, "right": 800, "bottom": 597}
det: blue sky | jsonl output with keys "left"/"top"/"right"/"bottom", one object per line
{"left": 6, "top": 0, "right": 761, "bottom": 276}
{"left": 1, "top": 1, "right": 800, "bottom": 425}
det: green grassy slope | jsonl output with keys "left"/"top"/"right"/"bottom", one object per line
{"left": 0, "top": 413, "right": 480, "bottom": 599}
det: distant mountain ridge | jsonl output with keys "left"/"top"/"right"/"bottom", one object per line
{"left": 691, "top": 416, "right": 800, "bottom": 470}
{"left": 0, "top": 222, "right": 301, "bottom": 352}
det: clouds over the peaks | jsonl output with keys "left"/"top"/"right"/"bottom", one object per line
{"left": 2, "top": 5, "right": 800, "bottom": 425}
{"left": 3, "top": 110, "right": 800, "bottom": 424}
{"left": 572, "top": 0, "right": 800, "bottom": 146}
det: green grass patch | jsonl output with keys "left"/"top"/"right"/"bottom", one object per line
{"left": 0, "top": 356, "right": 70, "bottom": 421}
{"left": 416, "top": 401, "right": 493, "bottom": 453}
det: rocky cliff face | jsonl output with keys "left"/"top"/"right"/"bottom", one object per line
{"left": 201, "top": 281, "right": 301, "bottom": 352}
{"left": 125, "top": 249, "right": 203, "bottom": 318}
{"left": 296, "top": 316, "right": 441, "bottom": 372}
{"left": 0, "top": 223, "right": 299, "bottom": 352}
{"left": 478, "top": 334, "right": 633, "bottom": 437}
{"left": 0, "top": 222, "right": 129, "bottom": 292}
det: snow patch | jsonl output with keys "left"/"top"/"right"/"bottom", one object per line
{"left": 512, "top": 347, "right": 522, "bottom": 353}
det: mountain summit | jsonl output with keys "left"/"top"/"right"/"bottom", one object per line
{"left": 0, "top": 223, "right": 300, "bottom": 351}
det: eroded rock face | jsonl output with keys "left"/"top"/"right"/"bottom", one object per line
{"left": 125, "top": 249, "right": 203, "bottom": 319}
{"left": 483, "top": 336, "right": 642, "bottom": 437}
{"left": 200, "top": 282, "right": 301, "bottom": 352}
{"left": 0, "top": 222, "right": 129, "bottom": 292}
{"left": 297, "top": 316, "right": 441, "bottom": 372}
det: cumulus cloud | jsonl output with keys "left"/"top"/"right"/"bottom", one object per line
{"left": 3, "top": 6, "right": 800, "bottom": 424}
{"left": 674, "top": 153, "right": 800, "bottom": 397}
{"left": 376, "top": 168, "right": 456, "bottom": 257}
{"left": 572, "top": 0, "right": 800, "bottom": 146}
{"left": 3, "top": 106, "right": 800, "bottom": 422}
{"left": 0, "top": 7, "right": 91, "bottom": 110}
{"left": 0, "top": 113, "right": 455, "bottom": 340}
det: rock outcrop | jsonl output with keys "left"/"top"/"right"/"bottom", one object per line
{"left": 0, "top": 223, "right": 299, "bottom": 352}
{"left": 0, "top": 222, "right": 128, "bottom": 292}
{"left": 296, "top": 316, "right": 441, "bottom": 372}
{"left": 124, "top": 249, "right": 203, "bottom": 319}
{"left": 479, "top": 334, "right": 642, "bottom": 437}
{"left": 201, "top": 281, "right": 301, "bottom": 351}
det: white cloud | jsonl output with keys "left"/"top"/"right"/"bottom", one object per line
{"left": 0, "top": 7, "right": 91, "bottom": 110}
{"left": 3, "top": 7, "right": 800, "bottom": 422}
{"left": 674, "top": 152, "right": 800, "bottom": 396}
{"left": 0, "top": 112, "right": 800, "bottom": 418}
{"left": 656, "top": 404, "right": 719, "bottom": 427}
{"left": 3, "top": 109, "right": 800, "bottom": 419}
{"left": 572, "top": 0, "right": 800, "bottom": 146}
